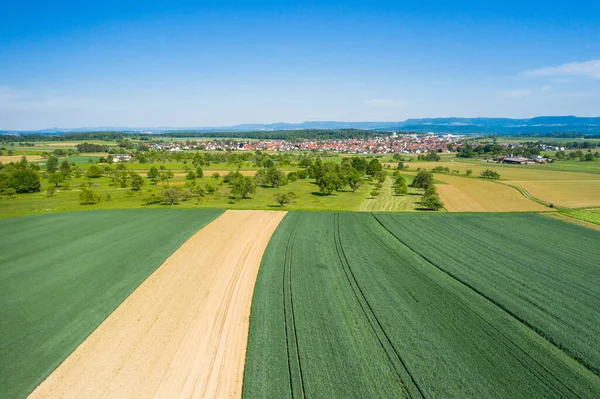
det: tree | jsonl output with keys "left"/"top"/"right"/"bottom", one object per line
{"left": 421, "top": 185, "right": 444, "bottom": 210}
{"left": 79, "top": 188, "right": 101, "bottom": 204}
{"left": 374, "top": 170, "right": 386, "bottom": 183}
{"left": 60, "top": 160, "right": 71, "bottom": 178}
{"left": 347, "top": 171, "right": 363, "bottom": 192}
{"left": 130, "top": 172, "right": 144, "bottom": 191}
{"left": 370, "top": 189, "right": 380, "bottom": 197}
{"left": 7, "top": 169, "right": 41, "bottom": 193}
{"left": 48, "top": 173, "right": 64, "bottom": 187}
{"left": 274, "top": 191, "right": 296, "bottom": 207}
{"left": 256, "top": 167, "right": 288, "bottom": 188}
{"left": 162, "top": 188, "right": 182, "bottom": 205}
{"left": 46, "top": 156, "right": 59, "bottom": 173}
{"left": 196, "top": 166, "right": 204, "bottom": 178}
{"left": 411, "top": 169, "right": 434, "bottom": 189}
{"left": 46, "top": 186, "right": 56, "bottom": 197}
{"left": 186, "top": 171, "right": 197, "bottom": 180}
{"left": 212, "top": 172, "right": 221, "bottom": 179}
{"left": 230, "top": 176, "right": 256, "bottom": 199}
{"left": 394, "top": 175, "right": 408, "bottom": 195}
{"left": 147, "top": 166, "right": 160, "bottom": 183}
{"left": 317, "top": 172, "right": 342, "bottom": 195}
{"left": 480, "top": 169, "right": 500, "bottom": 179}
{"left": 397, "top": 161, "right": 408, "bottom": 170}
{"left": 86, "top": 164, "right": 103, "bottom": 178}
{"left": 466, "top": 169, "right": 473, "bottom": 176}
{"left": 366, "top": 159, "right": 383, "bottom": 176}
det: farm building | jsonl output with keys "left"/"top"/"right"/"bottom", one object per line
{"left": 501, "top": 156, "right": 536, "bottom": 165}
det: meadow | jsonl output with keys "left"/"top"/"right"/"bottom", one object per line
{"left": 0, "top": 209, "right": 222, "bottom": 399}
{"left": 244, "top": 212, "right": 600, "bottom": 398}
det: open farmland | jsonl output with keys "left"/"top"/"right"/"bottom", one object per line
{"left": 0, "top": 209, "right": 223, "bottom": 399}
{"left": 244, "top": 212, "right": 600, "bottom": 398}
{"left": 431, "top": 174, "right": 547, "bottom": 212}
{"left": 29, "top": 210, "right": 285, "bottom": 398}
{"left": 506, "top": 180, "right": 600, "bottom": 208}
{"left": 358, "top": 177, "right": 421, "bottom": 211}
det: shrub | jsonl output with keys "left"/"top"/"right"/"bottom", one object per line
{"left": 86, "top": 164, "right": 103, "bottom": 178}
{"left": 79, "top": 188, "right": 101, "bottom": 204}
{"left": 7, "top": 169, "right": 41, "bottom": 193}
{"left": 162, "top": 188, "right": 182, "bottom": 205}
{"left": 480, "top": 169, "right": 500, "bottom": 180}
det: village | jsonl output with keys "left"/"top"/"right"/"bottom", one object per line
{"left": 149, "top": 133, "right": 465, "bottom": 154}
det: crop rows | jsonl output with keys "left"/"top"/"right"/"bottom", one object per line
{"left": 0, "top": 209, "right": 223, "bottom": 399}
{"left": 243, "top": 212, "right": 600, "bottom": 398}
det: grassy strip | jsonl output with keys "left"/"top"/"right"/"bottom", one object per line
{"left": 0, "top": 209, "right": 223, "bottom": 398}
{"left": 561, "top": 208, "right": 600, "bottom": 225}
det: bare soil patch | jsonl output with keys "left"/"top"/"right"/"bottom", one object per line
{"left": 29, "top": 210, "right": 286, "bottom": 399}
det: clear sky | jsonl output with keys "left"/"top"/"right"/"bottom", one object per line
{"left": 1, "top": 0, "right": 599, "bottom": 130}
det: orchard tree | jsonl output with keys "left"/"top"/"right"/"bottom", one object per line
{"left": 411, "top": 169, "right": 434, "bottom": 189}
{"left": 46, "top": 156, "right": 59, "bottom": 173}
{"left": 130, "top": 172, "right": 144, "bottom": 191}
{"left": 230, "top": 176, "right": 256, "bottom": 199}
{"left": 366, "top": 159, "right": 383, "bottom": 176}
{"left": 86, "top": 164, "right": 103, "bottom": 178}
{"left": 274, "top": 191, "right": 296, "bottom": 207}
{"left": 48, "top": 173, "right": 64, "bottom": 187}
{"left": 162, "top": 188, "right": 182, "bottom": 205}
{"left": 421, "top": 185, "right": 444, "bottom": 210}
{"left": 60, "top": 160, "right": 71, "bottom": 178}
{"left": 317, "top": 172, "right": 342, "bottom": 195}
{"left": 347, "top": 171, "right": 363, "bottom": 192}
{"left": 147, "top": 166, "right": 160, "bottom": 183}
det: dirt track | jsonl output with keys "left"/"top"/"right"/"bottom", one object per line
{"left": 29, "top": 210, "right": 286, "bottom": 399}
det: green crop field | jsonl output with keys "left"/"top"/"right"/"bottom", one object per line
{"left": 244, "top": 212, "right": 600, "bottom": 398}
{"left": 0, "top": 209, "right": 222, "bottom": 399}
{"left": 562, "top": 208, "right": 600, "bottom": 225}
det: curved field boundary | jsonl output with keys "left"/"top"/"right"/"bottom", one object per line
{"left": 432, "top": 174, "right": 547, "bottom": 212}
{"left": 28, "top": 210, "right": 286, "bottom": 399}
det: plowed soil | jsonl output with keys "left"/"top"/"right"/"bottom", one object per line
{"left": 29, "top": 210, "right": 286, "bottom": 399}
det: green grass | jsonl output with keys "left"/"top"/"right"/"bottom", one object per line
{"left": 0, "top": 175, "right": 371, "bottom": 218}
{"left": 357, "top": 177, "right": 423, "bottom": 211}
{"left": 243, "top": 212, "right": 600, "bottom": 398}
{"left": 0, "top": 209, "right": 223, "bottom": 399}
{"left": 561, "top": 208, "right": 600, "bottom": 225}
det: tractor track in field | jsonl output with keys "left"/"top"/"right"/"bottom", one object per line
{"left": 333, "top": 213, "right": 424, "bottom": 399}
{"left": 281, "top": 215, "right": 306, "bottom": 399}
{"left": 369, "top": 213, "right": 589, "bottom": 394}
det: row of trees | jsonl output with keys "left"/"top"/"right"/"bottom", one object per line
{"left": 410, "top": 169, "right": 444, "bottom": 210}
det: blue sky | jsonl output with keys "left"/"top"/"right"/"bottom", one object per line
{"left": 1, "top": 1, "right": 599, "bottom": 130}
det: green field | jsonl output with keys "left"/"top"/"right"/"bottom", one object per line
{"left": 562, "top": 208, "right": 600, "bottom": 225}
{"left": 357, "top": 176, "right": 423, "bottom": 211}
{"left": 0, "top": 209, "right": 222, "bottom": 399}
{"left": 243, "top": 212, "right": 600, "bottom": 398}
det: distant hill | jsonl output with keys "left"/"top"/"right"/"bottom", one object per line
{"left": 2, "top": 116, "right": 600, "bottom": 136}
